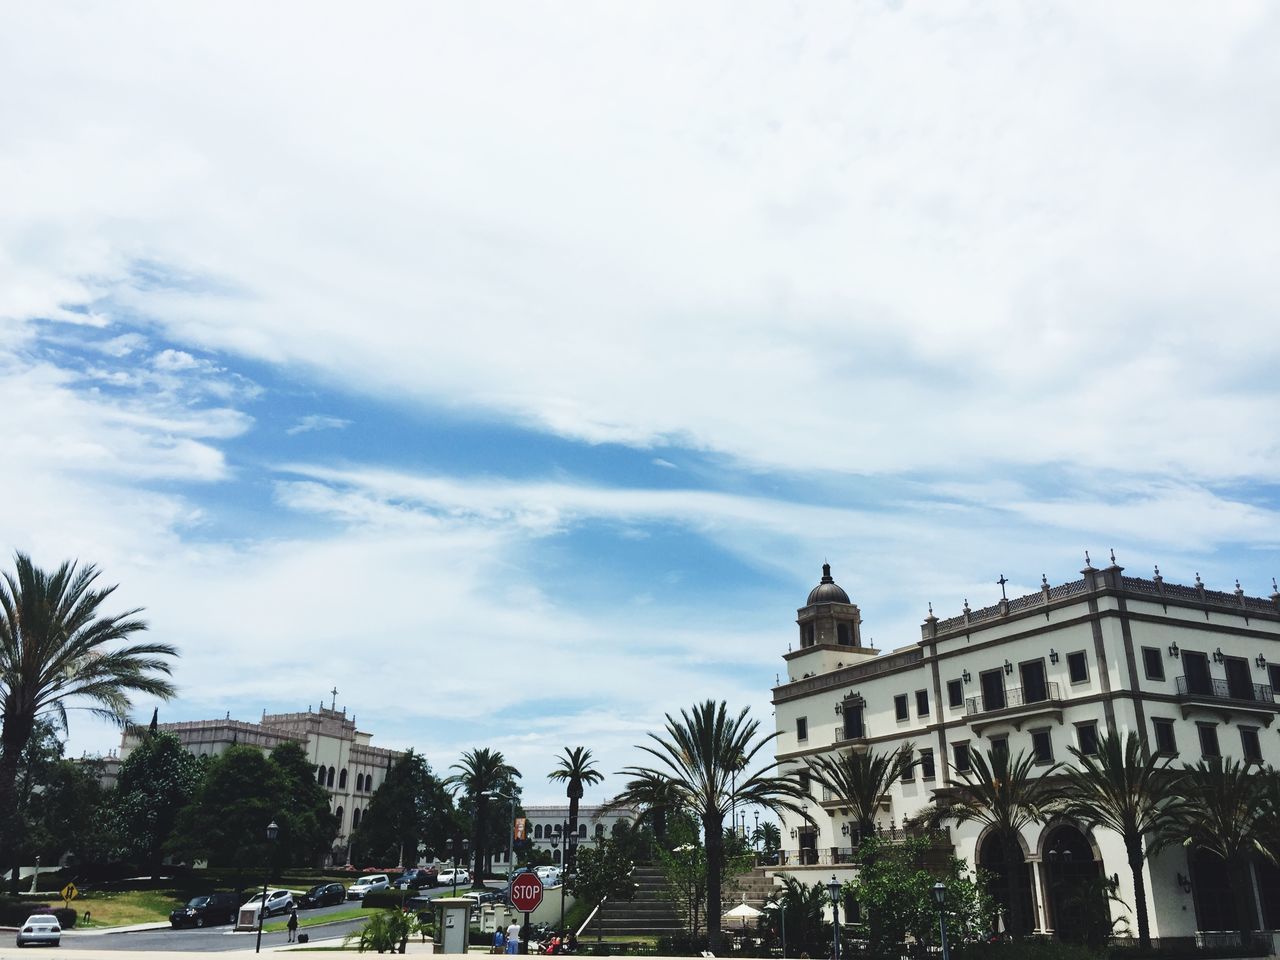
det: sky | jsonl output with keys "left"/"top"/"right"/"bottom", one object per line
{"left": 1, "top": 2, "right": 1278, "bottom": 806}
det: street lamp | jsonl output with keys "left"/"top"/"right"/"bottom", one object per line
{"left": 548, "top": 820, "right": 575, "bottom": 934}
{"left": 768, "top": 894, "right": 786, "bottom": 959}
{"left": 932, "top": 882, "right": 950, "bottom": 960}
{"left": 450, "top": 838, "right": 470, "bottom": 896}
{"left": 826, "top": 876, "right": 842, "bottom": 960}
{"left": 481, "top": 789, "right": 518, "bottom": 878}
{"left": 255, "top": 820, "right": 280, "bottom": 954}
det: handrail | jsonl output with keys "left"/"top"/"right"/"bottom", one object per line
{"left": 578, "top": 896, "right": 606, "bottom": 939}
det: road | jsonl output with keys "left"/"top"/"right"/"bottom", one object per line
{"left": 60, "top": 885, "right": 480, "bottom": 953}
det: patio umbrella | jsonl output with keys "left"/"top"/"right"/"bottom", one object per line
{"left": 724, "top": 901, "right": 764, "bottom": 929}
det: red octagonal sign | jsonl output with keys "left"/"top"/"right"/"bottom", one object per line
{"left": 510, "top": 871, "right": 544, "bottom": 912}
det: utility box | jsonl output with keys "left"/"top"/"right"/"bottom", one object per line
{"left": 433, "top": 897, "right": 473, "bottom": 954}
{"left": 235, "top": 903, "right": 261, "bottom": 932}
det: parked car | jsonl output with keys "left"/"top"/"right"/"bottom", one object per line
{"left": 170, "top": 892, "right": 240, "bottom": 928}
{"left": 298, "top": 883, "right": 346, "bottom": 909}
{"left": 391, "top": 868, "right": 436, "bottom": 890}
{"left": 242, "top": 889, "right": 296, "bottom": 917}
{"left": 346, "top": 874, "right": 390, "bottom": 899}
{"left": 535, "top": 866, "right": 562, "bottom": 886}
{"left": 16, "top": 914, "right": 61, "bottom": 947}
{"left": 436, "top": 869, "right": 470, "bottom": 886}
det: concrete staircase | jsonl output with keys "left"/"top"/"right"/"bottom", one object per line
{"left": 584, "top": 866, "right": 684, "bottom": 937}
{"left": 723, "top": 866, "right": 778, "bottom": 912}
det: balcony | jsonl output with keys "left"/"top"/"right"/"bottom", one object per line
{"left": 1175, "top": 676, "right": 1277, "bottom": 724}
{"left": 964, "top": 682, "right": 1063, "bottom": 733}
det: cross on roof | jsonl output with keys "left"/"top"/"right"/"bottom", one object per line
{"left": 330, "top": 687, "right": 338, "bottom": 710}
{"left": 997, "top": 574, "right": 1009, "bottom": 601}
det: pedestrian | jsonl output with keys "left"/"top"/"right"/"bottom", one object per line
{"left": 506, "top": 919, "right": 521, "bottom": 955}
{"left": 287, "top": 906, "right": 299, "bottom": 943}
{"left": 493, "top": 926, "right": 506, "bottom": 955}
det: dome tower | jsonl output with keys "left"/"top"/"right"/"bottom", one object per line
{"left": 796, "top": 563, "right": 864, "bottom": 649}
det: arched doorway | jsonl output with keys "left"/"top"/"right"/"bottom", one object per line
{"left": 1042, "top": 824, "right": 1105, "bottom": 940}
{"left": 979, "top": 831, "right": 1036, "bottom": 936}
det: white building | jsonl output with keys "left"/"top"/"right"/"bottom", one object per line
{"left": 773, "top": 559, "right": 1280, "bottom": 939}
{"left": 118, "top": 702, "right": 404, "bottom": 862}
{"left": 523, "top": 804, "right": 638, "bottom": 864}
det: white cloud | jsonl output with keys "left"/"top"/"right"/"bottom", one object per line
{"left": 286, "top": 415, "right": 352, "bottom": 436}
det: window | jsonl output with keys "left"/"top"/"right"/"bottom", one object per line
{"left": 796, "top": 717, "right": 808, "bottom": 742}
{"left": 1067, "top": 651, "right": 1090, "bottom": 684}
{"left": 952, "top": 742, "right": 971, "bottom": 773}
{"left": 595, "top": 824, "right": 605, "bottom": 838}
{"left": 1031, "top": 729, "right": 1054, "bottom": 764}
{"left": 1142, "top": 647, "right": 1165, "bottom": 681}
{"left": 837, "top": 623, "right": 852, "bottom": 646}
{"left": 352, "top": 808, "right": 361, "bottom": 829}
{"left": 801, "top": 624, "right": 815, "bottom": 647}
{"left": 980, "top": 669, "right": 1006, "bottom": 711}
{"left": 1241, "top": 727, "right": 1262, "bottom": 763}
{"left": 356, "top": 772, "right": 364, "bottom": 792}
{"left": 1198, "top": 723, "right": 1220, "bottom": 759}
{"left": 919, "top": 749, "right": 936, "bottom": 780}
{"left": 798, "top": 770, "right": 811, "bottom": 794}
{"left": 947, "top": 679, "right": 964, "bottom": 708}
{"left": 1076, "top": 722, "right": 1099, "bottom": 756}
{"left": 327, "top": 766, "right": 335, "bottom": 788}
{"left": 1269, "top": 664, "right": 1280, "bottom": 693}
{"left": 842, "top": 702, "right": 865, "bottom": 740}
{"left": 1152, "top": 718, "right": 1177, "bottom": 756}
{"left": 317, "top": 765, "right": 326, "bottom": 784}
{"left": 894, "top": 694, "right": 909, "bottom": 721}
{"left": 579, "top": 824, "right": 588, "bottom": 838}
{"left": 535, "top": 824, "right": 543, "bottom": 839}
{"left": 915, "top": 689, "right": 930, "bottom": 717}
{"left": 1020, "top": 660, "right": 1048, "bottom": 703}
{"left": 339, "top": 769, "right": 348, "bottom": 790}
{"left": 900, "top": 749, "right": 914, "bottom": 782}
{"left": 990, "top": 735, "right": 1009, "bottom": 758}
{"left": 335, "top": 805, "right": 344, "bottom": 826}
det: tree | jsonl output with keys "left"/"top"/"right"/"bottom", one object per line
{"left": 268, "top": 741, "right": 339, "bottom": 867}
{"left": 570, "top": 833, "right": 638, "bottom": 911}
{"left": 938, "top": 748, "right": 1056, "bottom": 939}
{"left": 853, "top": 835, "right": 993, "bottom": 958}
{"left": 0, "top": 553, "right": 176, "bottom": 884}
{"left": 603, "top": 769, "right": 682, "bottom": 848}
{"left": 27, "top": 757, "right": 114, "bottom": 868}
{"left": 445, "top": 748, "right": 520, "bottom": 887}
{"left": 616, "top": 700, "right": 809, "bottom": 951}
{"left": 112, "top": 731, "right": 203, "bottom": 877}
{"left": 752, "top": 821, "right": 781, "bottom": 855}
{"left": 1058, "top": 730, "right": 1183, "bottom": 949}
{"left": 656, "top": 816, "right": 707, "bottom": 940}
{"left": 761, "top": 874, "right": 831, "bottom": 957}
{"left": 1176, "top": 758, "right": 1273, "bottom": 947}
{"left": 807, "top": 744, "right": 913, "bottom": 843}
{"left": 350, "top": 751, "right": 455, "bottom": 866}
{"left": 548, "top": 747, "right": 603, "bottom": 876}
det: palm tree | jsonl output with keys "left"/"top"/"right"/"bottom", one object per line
{"left": 603, "top": 769, "right": 682, "bottom": 848}
{"left": 547, "top": 747, "right": 603, "bottom": 875}
{"left": 806, "top": 743, "right": 914, "bottom": 843}
{"left": 940, "top": 748, "right": 1057, "bottom": 939}
{"left": 1176, "top": 758, "right": 1273, "bottom": 947}
{"left": 1058, "top": 730, "right": 1183, "bottom": 949}
{"left": 445, "top": 748, "right": 520, "bottom": 889}
{"left": 0, "top": 553, "right": 176, "bottom": 883}
{"left": 752, "top": 821, "right": 781, "bottom": 855}
{"left": 615, "top": 700, "right": 809, "bottom": 952}
{"left": 763, "top": 873, "right": 831, "bottom": 957}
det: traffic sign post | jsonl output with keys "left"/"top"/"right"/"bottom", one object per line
{"left": 60, "top": 882, "right": 78, "bottom": 905}
{"left": 509, "top": 871, "right": 544, "bottom": 955}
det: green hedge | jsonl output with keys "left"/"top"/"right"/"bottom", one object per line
{"left": 361, "top": 890, "right": 411, "bottom": 910}
{"left": 0, "top": 899, "right": 77, "bottom": 929}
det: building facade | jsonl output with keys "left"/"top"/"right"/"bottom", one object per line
{"left": 523, "top": 804, "right": 638, "bottom": 864}
{"left": 118, "top": 703, "right": 404, "bottom": 862}
{"left": 773, "top": 559, "right": 1280, "bottom": 939}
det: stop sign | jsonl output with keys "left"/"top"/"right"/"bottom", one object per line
{"left": 510, "top": 871, "right": 544, "bottom": 912}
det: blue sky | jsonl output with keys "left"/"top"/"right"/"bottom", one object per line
{"left": 2, "top": 2, "right": 1279, "bottom": 804}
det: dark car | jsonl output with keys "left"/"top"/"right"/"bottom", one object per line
{"left": 170, "top": 892, "right": 240, "bottom": 928}
{"left": 392, "top": 868, "right": 437, "bottom": 890}
{"left": 298, "top": 882, "right": 346, "bottom": 909}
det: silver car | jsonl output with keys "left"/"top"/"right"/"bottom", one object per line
{"left": 16, "top": 913, "right": 61, "bottom": 947}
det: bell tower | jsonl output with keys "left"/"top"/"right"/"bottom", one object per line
{"left": 796, "top": 563, "right": 865, "bottom": 649}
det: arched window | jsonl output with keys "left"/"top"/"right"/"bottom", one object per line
{"left": 353, "top": 809, "right": 361, "bottom": 829}
{"left": 552, "top": 848, "right": 561, "bottom": 864}
{"left": 534, "top": 824, "right": 543, "bottom": 839}
{"left": 327, "top": 766, "right": 335, "bottom": 787}
{"left": 356, "top": 773, "right": 365, "bottom": 792}
{"left": 595, "top": 824, "right": 605, "bottom": 839}
{"left": 336, "top": 806, "right": 344, "bottom": 827}
{"left": 339, "top": 769, "right": 348, "bottom": 790}
{"left": 317, "top": 765, "right": 326, "bottom": 784}
{"left": 579, "top": 824, "right": 587, "bottom": 838}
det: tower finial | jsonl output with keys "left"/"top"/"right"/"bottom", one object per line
{"left": 1154, "top": 564, "right": 1161, "bottom": 579}
{"left": 1110, "top": 548, "right": 1117, "bottom": 565}
{"left": 1085, "top": 549, "right": 1091, "bottom": 566}
{"left": 820, "top": 562, "right": 833, "bottom": 583}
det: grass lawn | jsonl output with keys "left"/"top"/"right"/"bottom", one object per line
{"left": 264, "top": 907, "right": 369, "bottom": 932}
{"left": 75, "top": 889, "right": 180, "bottom": 927}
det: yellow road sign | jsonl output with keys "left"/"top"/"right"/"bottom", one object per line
{"left": 60, "top": 882, "right": 77, "bottom": 901}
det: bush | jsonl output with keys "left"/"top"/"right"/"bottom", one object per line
{"left": 361, "top": 890, "right": 410, "bottom": 910}
{"left": 0, "top": 900, "right": 77, "bottom": 928}
{"left": 955, "top": 939, "right": 1098, "bottom": 960}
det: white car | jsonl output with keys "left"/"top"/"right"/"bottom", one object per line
{"left": 436, "top": 869, "right": 470, "bottom": 886}
{"left": 347, "top": 874, "right": 390, "bottom": 899}
{"left": 535, "top": 866, "right": 561, "bottom": 886}
{"left": 17, "top": 913, "right": 61, "bottom": 947}
{"left": 242, "top": 889, "right": 296, "bottom": 917}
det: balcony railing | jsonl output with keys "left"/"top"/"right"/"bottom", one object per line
{"left": 1175, "top": 676, "right": 1274, "bottom": 704}
{"left": 966, "top": 681, "right": 1061, "bottom": 716}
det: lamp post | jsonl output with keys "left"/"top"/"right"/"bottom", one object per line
{"left": 482, "top": 790, "right": 518, "bottom": 878}
{"left": 768, "top": 894, "right": 786, "bottom": 959}
{"left": 932, "top": 882, "right": 950, "bottom": 960}
{"left": 255, "top": 820, "right": 280, "bottom": 954}
{"left": 549, "top": 820, "right": 574, "bottom": 934}
{"left": 826, "top": 876, "right": 842, "bottom": 960}
{"left": 29, "top": 855, "right": 39, "bottom": 895}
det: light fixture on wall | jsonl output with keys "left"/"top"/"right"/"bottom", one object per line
{"left": 1049, "top": 649, "right": 1059, "bottom": 664}
{"left": 1176, "top": 872, "right": 1192, "bottom": 894}
{"left": 1004, "top": 659, "right": 1013, "bottom": 676}
{"left": 1213, "top": 647, "right": 1225, "bottom": 663}
{"left": 1257, "top": 654, "right": 1268, "bottom": 669}
{"left": 1168, "top": 642, "right": 1180, "bottom": 659}
{"left": 962, "top": 670, "right": 972, "bottom": 684}
{"left": 834, "top": 702, "right": 843, "bottom": 715}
